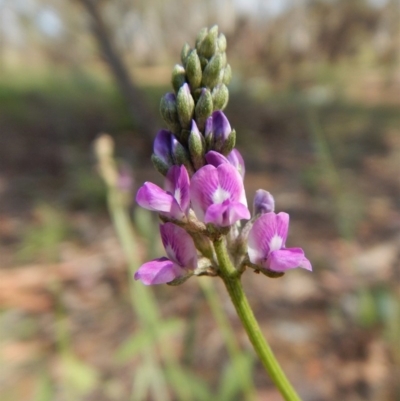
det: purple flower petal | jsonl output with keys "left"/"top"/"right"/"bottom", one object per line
{"left": 190, "top": 164, "right": 248, "bottom": 225}
{"left": 165, "top": 166, "right": 190, "bottom": 215}
{"left": 205, "top": 200, "right": 250, "bottom": 226}
{"left": 268, "top": 248, "right": 312, "bottom": 272}
{"left": 154, "top": 130, "right": 173, "bottom": 164}
{"left": 134, "top": 257, "right": 186, "bottom": 285}
{"left": 136, "top": 182, "right": 175, "bottom": 213}
{"left": 205, "top": 151, "right": 229, "bottom": 167}
{"left": 160, "top": 223, "right": 197, "bottom": 269}
{"left": 253, "top": 189, "right": 275, "bottom": 215}
{"left": 212, "top": 111, "right": 231, "bottom": 141}
{"left": 205, "top": 116, "right": 213, "bottom": 139}
{"left": 227, "top": 149, "right": 245, "bottom": 178}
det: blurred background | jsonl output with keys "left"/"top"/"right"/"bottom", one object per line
{"left": 0, "top": 0, "right": 399, "bottom": 400}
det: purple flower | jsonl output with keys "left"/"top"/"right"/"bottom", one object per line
{"left": 205, "top": 111, "right": 232, "bottom": 150}
{"left": 205, "top": 149, "right": 245, "bottom": 179}
{"left": 134, "top": 223, "right": 197, "bottom": 285}
{"left": 154, "top": 129, "right": 174, "bottom": 165}
{"left": 248, "top": 212, "right": 312, "bottom": 272}
{"left": 253, "top": 189, "right": 275, "bottom": 215}
{"left": 136, "top": 165, "right": 190, "bottom": 220}
{"left": 190, "top": 163, "right": 250, "bottom": 227}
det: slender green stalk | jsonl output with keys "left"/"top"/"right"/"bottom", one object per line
{"left": 199, "top": 279, "right": 257, "bottom": 401}
{"left": 213, "top": 237, "right": 302, "bottom": 401}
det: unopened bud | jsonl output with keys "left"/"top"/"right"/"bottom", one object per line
{"left": 222, "top": 64, "right": 232, "bottom": 85}
{"left": 211, "top": 84, "right": 229, "bottom": 111}
{"left": 204, "top": 116, "right": 213, "bottom": 151}
{"left": 227, "top": 149, "right": 245, "bottom": 179}
{"left": 171, "top": 136, "right": 194, "bottom": 175}
{"left": 194, "top": 88, "right": 213, "bottom": 131}
{"left": 202, "top": 53, "right": 224, "bottom": 89}
{"left": 188, "top": 120, "right": 205, "bottom": 170}
{"left": 221, "top": 129, "right": 236, "bottom": 156}
{"left": 199, "top": 56, "right": 208, "bottom": 70}
{"left": 195, "top": 27, "right": 208, "bottom": 51}
{"left": 171, "top": 64, "right": 186, "bottom": 93}
{"left": 151, "top": 154, "right": 170, "bottom": 176}
{"left": 217, "top": 33, "right": 227, "bottom": 52}
{"left": 185, "top": 50, "right": 202, "bottom": 90}
{"left": 253, "top": 190, "right": 275, "bottom": 216}
{"left": 160, "top": 93, "right": 181, "bottom": 134}
{"left": 176, "top": 83, "right": 195, "bottom": 129}
{"left": 198, "top": 25, "right": 218, "bottom": 59}
{"left": 212, "top": 110, "right": 232, "bottom": 152}
{"left": 181, "top": 43, "right": 191, "bottom": 65}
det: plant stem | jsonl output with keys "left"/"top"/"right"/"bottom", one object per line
{"left": 213, "top": 237, "right": 302, "bottom": 401}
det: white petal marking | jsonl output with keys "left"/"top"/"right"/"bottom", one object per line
{"left": 212, "top": 186, "right": 230, "bottom": 204}
{"left": 269, "top": 234, "right": 283, "bottom": 252}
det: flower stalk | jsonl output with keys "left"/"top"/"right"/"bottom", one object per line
{"left": 214, "top": 237, "right": 302, "bottom": 401}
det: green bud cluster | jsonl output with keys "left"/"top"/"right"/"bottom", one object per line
{"left": 155, "top": 26, "right": 232, "bottom": 176}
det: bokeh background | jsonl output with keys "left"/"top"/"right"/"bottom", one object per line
{"left": 0, "top": 0, "right": 399, "bottom": 400}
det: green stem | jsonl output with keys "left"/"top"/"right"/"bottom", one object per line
{"left": 213, "top": 237, "right": 302, "bottom": 401}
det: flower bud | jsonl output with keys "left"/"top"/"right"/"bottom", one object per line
{"left": 188, "top": 120, "right": 205, "bottom": 170}
{"left": 194, "top": 88, "right": 213, "bottom": 131}
{"left": 160, "top": 93, "right": 181, "bottom": 134}
{"left": 180, "top": 43, "right": 191, "bottom": 65}
{"left": 198, "top": 25, "right": 218, "bottom": 59}
{"left": 199, "top": 56, "right": 208, "bottom": 70}
{"left": 217, "top": 33, "right": 227, "bottom": 52}
{"left": 176, "top": 83, "right": 195, "bottom": 129}
{"left": 253, "top": 190, "right": 275, "bottom": 216}
{"left": 222, "top": 64, "right": 232, "bottom": 85}
{"left": 171, "top": 136, "right": 194, "bottom": 175}
{"left": 204, "top": 116, "right": 213, "bottom": 151}
{"left": 221, "top": 129, "right": 236, "bottom": 156}
{"left": 202, "top": 53, "right": 224, "bottom": 89}
{"left": 151, "top": 129, "right": 175, "bottom": 175}
{"left": 195, "top": 27, "right": 208, "bottom": 50}
{"left": 171, "top": 64, "right": 186, "bottom": 93}
{"left": 211, "top": 84, "right": 229, "bottom": 111}
{"left": 185, "top": 49, "right": 202, "bottom": 90}
{"left": 212, "top": 110, "right": 232, "bottom": 151}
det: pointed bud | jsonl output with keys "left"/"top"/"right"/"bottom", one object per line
{"left": 195, "top": 27, "right": 208, "bottom": 51}
{"left": 217, "top": 33, "right": 227, "bottom": 52}
{"left": 212, "top": 110, "right": 232, "bottom": 151}
{"left": 220, "top": 52, "right": 227, "bottom": 68}
{"left": 176, "top": 83, "right": 195, "bottom": 129}
{"left": 204, "top": 116, "right": 213, "bottom": 151}
{"left": 253, "top": 190, "right": 275, "bottom": 216}
{"left": 198, "top": 25, "right": 218, "bottom": 59}
{"left": 171, "top": 64, "right": 186, "bottom": 93}
{"left": 171, "top": 136, "right": 194, "bottom": 175}
{"left": 202, "top": 53, "right": 224, "bottom": 89}
{"left": 199, "top": 56, "right": 208, "bottom": 70}
{"left": 188, "top": 120, "right": 205, "bottom": 170}
{"left": 221, "top": 129, "right": 236, "bottom": 155}
{"left": 194, "top": 88, "right": 213, "bottom": 131}
{"left": 211, "top": 84, "right": 229, "bottom": 111}
{"left": 153, "top": 130, "right": 174, "bottom": 166}
{"left": 151, "top": 154, "right": 170, "bottom": 176}
{"left": 160, "top": 93, "right": 181, "bottom": 134}
{"left": 185, "top": 50, "right": 202, "bottom": 90}
{"left": 181, "top": 43, "right": 191, "bottom": 65}
{"left": 222, "top": 64, "right": 232, "bottom": 85}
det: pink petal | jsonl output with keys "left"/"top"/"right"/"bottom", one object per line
{"left": 226, "top": 149, "right": 245, "bottom": 179}
{"left": 134, "top": 257, "right": 186, "bottom": 285}
{"left": 205, "top": 200, "right": 250, "bottom": 227}
{"left": 217, "top": 163, "right": 247, "bottom": 206}
{"left": 267, "top": 248, "right": 312, "bottom": 272}
{"left": 136, "top": 182, "right": 175, "bottom": 213}
{"left": 205, "top": 151, "right": 229, "bottom": 167}
{"left": 248, "top": 212, "right": 286, "bottom": 264}
{"left": 190, "top": 165, "right": 220, "bottom": 221}
{"left": 275, "top": 212, "right": 289, "bottom": 245}
{"left": 165, "top": 165, "right": 190, "bottom": 214}
{"left": 160, "top": 223, "right": 197, "bottom": 269}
